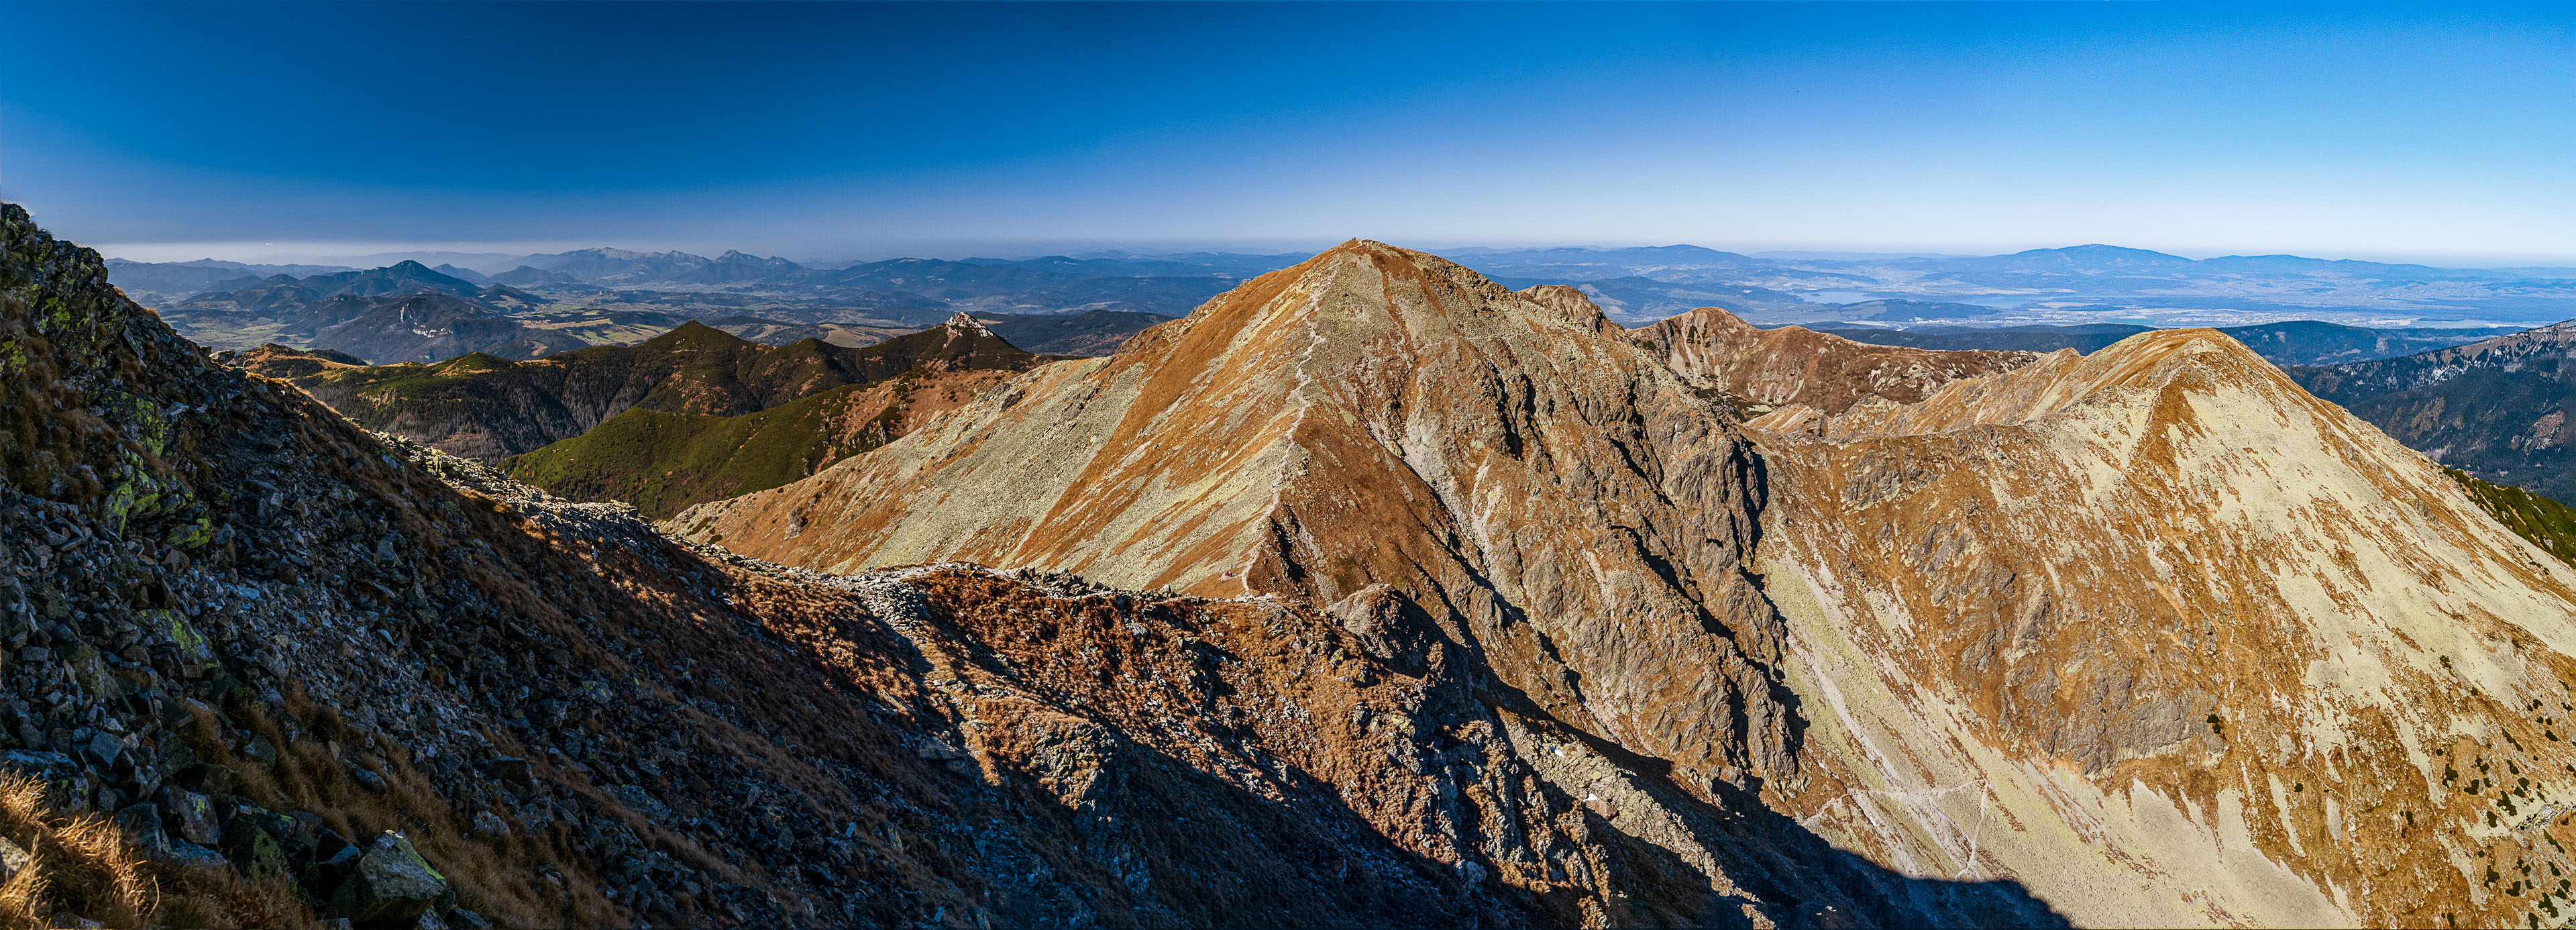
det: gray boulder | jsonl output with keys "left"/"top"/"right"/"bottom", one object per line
{"left": 324, "top": 831, "right": 451, "bottom": 924}
{"left": 158, "top": 786, "right": 219, "bottom": 846}
{"left": 113, "top": 803, "right": 170, "bottom": 858}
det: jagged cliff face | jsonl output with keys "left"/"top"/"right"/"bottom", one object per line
{"left": 2288, "top": 321, "right": 2576, "bottom": 503}
{"left": 680, "top": 241, "right": 2576, "bottom": 927}
{"left": 1626, "top": 306, "right": 2039, "bottom": 414}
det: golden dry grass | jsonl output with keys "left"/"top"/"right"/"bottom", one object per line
{"left": 168, "top": 684, "right": 619, "bottom": 928}
{"left": 0, "top": 749, "right": 317, "bottom": 929}
{"left": 0, "top": 772, "right": 155, "bottom": 928}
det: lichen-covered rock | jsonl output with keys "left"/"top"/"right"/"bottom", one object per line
{"left": 113, "top": 803, "right": 168, "bottom": 858}
{"left": 222, "top": 814, "right": 288, "bottom": 877}
{"left": 325, "top": 832, "right": 449, "bottom": 924}
{"left": 158, "top": 785, "right": 217, "bottom": 846}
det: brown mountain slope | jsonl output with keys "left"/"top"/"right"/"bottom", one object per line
{"left": 6, "top": 205, "right": 2050, "bottom": 926}
{"left": 676, "top": 240, "right": 2576, "bottom": 927}
{"left": 234, "top": 313, "right": 1041, "bottom": 462}
{"left": 673, "top": 241, "right": 2084, "bottom": 923}
{"left": 1746, "top": 328, "right": 2576, "bottom": 926}
{"left": 674, "top": 241, "right": 1815, "bottom": 787}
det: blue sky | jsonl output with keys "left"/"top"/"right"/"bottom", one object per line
{"left": 3, "top": 1, "right": 2573, "bottom": 263}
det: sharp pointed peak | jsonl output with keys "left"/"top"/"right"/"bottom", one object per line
{"left": 942, "top": 311, "right": 997, "bottom": 337}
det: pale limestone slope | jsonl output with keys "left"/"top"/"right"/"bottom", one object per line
{"left": 676, "top": 240, "right": 1807, "bottom": 786}
{"left": 678, "top": 244, "right": 2576, "bottom": 928}
{"left": 675, "top": 242, "right": 2080, "bottom": 926}
{"left": 1750, "top": 328, "right": 2576, "bottom": 927}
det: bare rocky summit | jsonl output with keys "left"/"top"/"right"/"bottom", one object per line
{"left": 680, "top": 240, "right": 2576, "bottom": 927}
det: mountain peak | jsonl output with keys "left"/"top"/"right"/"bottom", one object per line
{"left": 639, "top": 319, "right": 752, "bottom": 351}
{"left": 941, "top": 311, "right": 996, "bottom": 337}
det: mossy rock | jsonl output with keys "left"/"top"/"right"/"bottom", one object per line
{"left": 223, "top": 815, "right": 288, "bottom": 878}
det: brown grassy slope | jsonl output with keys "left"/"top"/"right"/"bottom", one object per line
{"left": 231, "top": 315, "right": 1041, "bottom": 462}
{"left": 504, "top": 366, "right": 1024, "bottom": 519}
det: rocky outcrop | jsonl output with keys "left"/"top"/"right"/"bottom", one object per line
{"left": 677, "top": 241, "right": 2576, "bottom": 928}
{"left": 1627, "top": 305, "right": 2040, "bottom": 415}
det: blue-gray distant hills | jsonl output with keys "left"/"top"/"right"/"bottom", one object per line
{"left": 1454, "top": 243, "right": 2576, "bottom": 327}
{"left": 120, "top": 248, "right": 1249, "bottom": 362}
{"left": 111, "top": 240, "right": 2576, "bottom": 366}
{"left": 2286, "top": 323, "right": 2576, "bottom": 501}
{"left": 1814, "top": 319, "right": 2523, "bottom": 366}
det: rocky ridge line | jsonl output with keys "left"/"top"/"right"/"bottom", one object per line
{"left": 5, "top": 203, "right": 2021, "bottom": 930}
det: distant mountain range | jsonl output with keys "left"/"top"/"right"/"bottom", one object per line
{"left": 112, "top": 239, "right": 2576, "bottom": 372}
{"left": 1815, "top": 319, "right": 2524, "bottom": 366}
{"left": 1447, "top": 243, "right": 2576, "bottom": 327}
{"left": 2286, "top": 323, "right": 2576, "bottom": 501}
{"left": 117, "top": 248, "right": 1255, "bottom": 360}
{"left": 153, "top": 260, "right": 612, "bottom": 362}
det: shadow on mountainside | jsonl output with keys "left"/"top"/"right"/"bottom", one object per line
{"left": 890, "top": 567, "right": 2074, "bottom": 929}
{"left": 1476, "top": 671, "right": 2073, "bottom": 929}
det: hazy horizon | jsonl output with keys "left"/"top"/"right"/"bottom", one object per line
{"left": 7, "top": 1, "right": 2574, "bottom": 266}
{"left": 77, "top": 238, "right": 2576, "bottom": 274}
